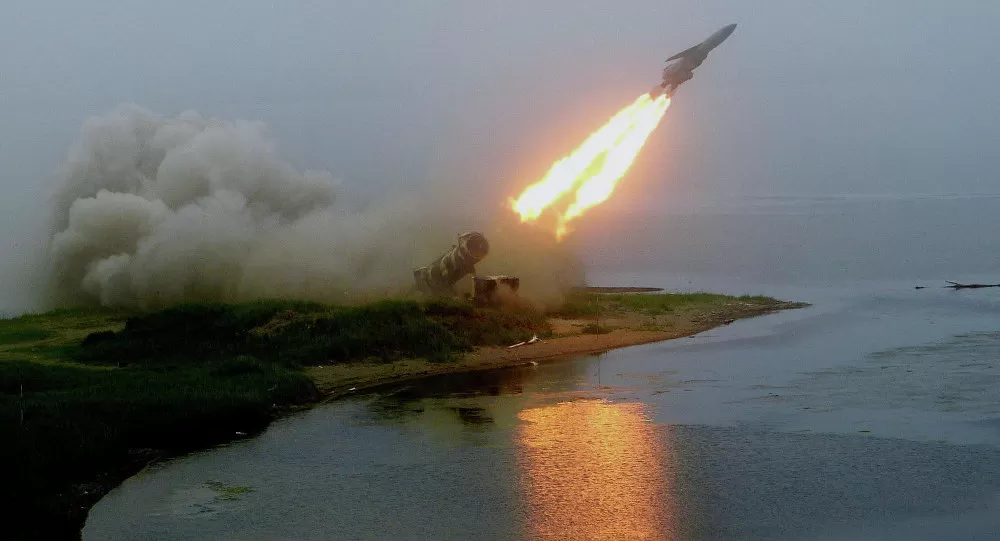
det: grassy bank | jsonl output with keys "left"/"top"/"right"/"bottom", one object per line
{"left": 2, "top": 299, "right": 546, "bottom": 540}
{"left": 305, "top": 292, "right": 807, "bottom": 395}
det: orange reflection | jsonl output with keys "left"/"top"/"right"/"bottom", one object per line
{"left": 516, "top": 399, "right": 674, "bottom": 540}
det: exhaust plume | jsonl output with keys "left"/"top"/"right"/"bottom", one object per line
{"left": 511, "top": 93, "right": 670, "bottom": 239}
{"left": 46, "top": 105, "right": 582, "bottom": 309}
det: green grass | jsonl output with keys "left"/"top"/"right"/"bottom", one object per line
{"left": 424, "top": 299, "right": 551, "bottom": 347}
{"left": 72, "top": 298, "right": 548, "bottom": 368}
{"left": 258, "top": 300, "right": 467, "bottom": 365}
{"left": 0, "top": 298, "right": 549, "bottom": 539}
{"left": 552, "top": 292, "right": 780, "bottom": 318}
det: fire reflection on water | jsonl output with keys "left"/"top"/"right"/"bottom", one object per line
{"left": 516, "top": 399, "right": 673, "bottom": 540}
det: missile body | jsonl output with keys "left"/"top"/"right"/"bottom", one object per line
{"left": 651, "top": 23, "right": 736, "bottom": 98}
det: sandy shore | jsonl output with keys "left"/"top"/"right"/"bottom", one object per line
{"left": 307, "top": 299, "right": 807, "bottom": 399}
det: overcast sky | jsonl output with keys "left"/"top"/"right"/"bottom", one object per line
{"left": 3, "top": 0, "right": 1000, "bottom": 241}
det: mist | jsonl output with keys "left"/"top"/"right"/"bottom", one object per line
{"left": 3, "top": 1, "right": 1000, "bottom": 312}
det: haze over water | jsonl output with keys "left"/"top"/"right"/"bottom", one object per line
{"left": 5, "top": 2, "right": 1000, "bottom": 313}
{"left": 86, "top": 196, "right": 1000, "bottom": 540}
{"left": 579, "top": 193, "right": 1000, "bottom": 292}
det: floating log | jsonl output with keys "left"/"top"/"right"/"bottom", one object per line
{"left": 944, "top": 281, "right": 1000, "bottom": 289}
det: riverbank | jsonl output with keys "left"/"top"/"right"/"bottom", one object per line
{"left": 308, "top": 294, "right": 806, "bottom": 397}
{"left": 2, "top": 292, "right": 804, "bottom": 539}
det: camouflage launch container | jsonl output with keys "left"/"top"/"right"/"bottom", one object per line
{"left": 413, "top": 232, "right": 490, "bottom": 295}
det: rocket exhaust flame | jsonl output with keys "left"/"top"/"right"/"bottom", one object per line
{"left": 511, "top": 93, "right": 670, "bottom": 239}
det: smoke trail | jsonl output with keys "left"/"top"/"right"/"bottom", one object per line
{"left": 46, "top": 105, "right": 582, "bottom": 309}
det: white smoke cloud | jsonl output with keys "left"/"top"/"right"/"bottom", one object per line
{"left": 47, "top": 105, "right": 583, "bottom": 309}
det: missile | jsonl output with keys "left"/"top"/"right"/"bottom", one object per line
{"left": 651, "top": 23, "right": 736, "bottom": 98}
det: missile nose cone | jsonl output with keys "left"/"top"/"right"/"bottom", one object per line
{"left": 703, "top": 23, "right": 737, "bottom": 50}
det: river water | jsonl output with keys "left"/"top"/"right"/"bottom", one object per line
{"left": 85, "top": 195, "right": 1000, "bottom": 540}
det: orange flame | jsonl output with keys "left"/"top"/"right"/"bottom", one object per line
{"left": 511, "top": 93, "right": 670, "bottom": 239}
